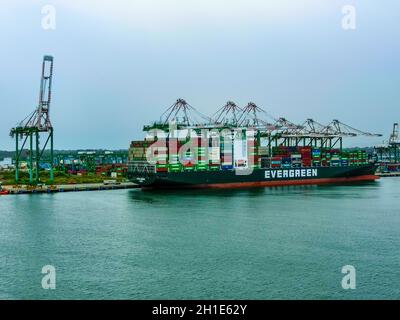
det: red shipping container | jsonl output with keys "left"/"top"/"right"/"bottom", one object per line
{"left": 184, "top": 162, "right": 195, "bottom": 167}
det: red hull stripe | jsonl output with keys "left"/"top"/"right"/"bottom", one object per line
{"left": 194, "top": 175, "right": 380, "bottom": 189}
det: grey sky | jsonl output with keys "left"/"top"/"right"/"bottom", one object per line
{"left": 1, "top": 0, "right": 399, "bottom": 150}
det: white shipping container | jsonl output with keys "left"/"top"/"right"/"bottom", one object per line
{"left": 208, "top": 147, "right": 220, "bottom": 161}
{"left": 233, "top": 138, "right": 247, "bottom": 158}
{"left": 233, "top": 138, "right": 248, "bottom": 168}
{"left": 246, "top": 130, "right": 256, "bottom": 138}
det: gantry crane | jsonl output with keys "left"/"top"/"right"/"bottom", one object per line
{"left": 375, "top": 123, "right": 400, "bottom": 164}
{"left": 389, "top": 123, "right": 399, "bottom": 145}
{"left": 10, "top": 55, "right": 55, "bottom": 184}
{"left": 160, "top": 98, "right": 211, "bottom": 127}
{"left": 144, "top": 98, "right": 383, "bottom": 156}
{"left": 143, "top": 98, "right": 213, "bottom": 133}
{"left": 212, "top": 101, "right": 243, "bottom": 127}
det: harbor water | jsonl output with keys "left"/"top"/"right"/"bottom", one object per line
{"left": 1, "top": 178, "right": 399, "bottom": 299}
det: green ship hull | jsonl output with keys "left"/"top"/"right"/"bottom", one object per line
{"left": 128, "top": 163, "right": 379, "bottom": 189}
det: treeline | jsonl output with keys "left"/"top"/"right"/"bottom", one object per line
{"left": 0, "top": 151, "right": 14, "bottom": 160}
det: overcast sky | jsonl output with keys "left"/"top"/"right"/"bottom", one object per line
{"left": 1, "top": 0, "right": 399, "bottom": 150}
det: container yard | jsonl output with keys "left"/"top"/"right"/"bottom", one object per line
{"left": 55, "top": 150, "right": 128, "bottom": 176}
{"left": 374, "top": 123, "right": 400, "bottom": 175}
{"left": 127, "top": 99, "right": 381, "bottom": 189}
{"left": 0, "top": 56, "right": 131, "bottom": 193}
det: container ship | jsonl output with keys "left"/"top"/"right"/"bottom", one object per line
{"left": 128, "top": 99, "right": 380, "bottom": 189}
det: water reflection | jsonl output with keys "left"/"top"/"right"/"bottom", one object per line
{"left": 128, "top": 180, "right": 382, "bottom": 204}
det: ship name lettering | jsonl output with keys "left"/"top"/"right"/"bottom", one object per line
{"left": 265, "top": 169, "right": 318, "bottom": 180}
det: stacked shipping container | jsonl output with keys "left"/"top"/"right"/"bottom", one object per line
{"left": 129, "top": 136, "right": 371, "bottom": 173}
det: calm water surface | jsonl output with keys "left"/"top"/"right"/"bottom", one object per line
{"left": 1, "top": 178, "right": 399, "bottom": 299}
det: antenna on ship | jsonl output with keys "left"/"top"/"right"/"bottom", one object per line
{"left": 10, "top": 55, "right": 55, "bottom": 184}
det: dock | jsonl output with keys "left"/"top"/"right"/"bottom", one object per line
{"left": 1, "top": 182, "right": 139, "bottom": 195}
{"left": 376, "top": 172, "right": 400, "bottom": 177}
